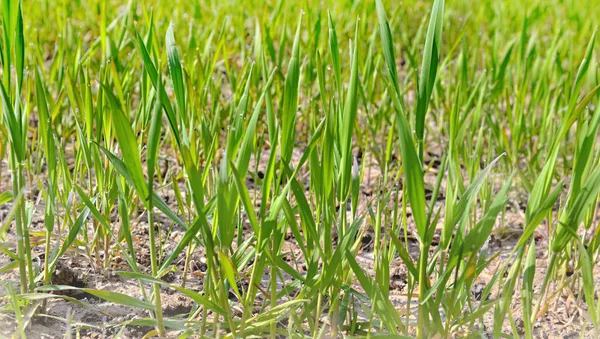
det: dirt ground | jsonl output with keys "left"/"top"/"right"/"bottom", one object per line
{"left": 0, "top": 138, "right": 599, "bottom": 338}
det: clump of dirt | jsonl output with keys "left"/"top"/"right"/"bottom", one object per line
{"left": 390, "top": 265, "right": 408, "bottom": 291}
{"left": 162, "top": 295, "right": 193, "bottom": 317}
{"left": 51, "top": 261, "right": 87, "bottom": 287}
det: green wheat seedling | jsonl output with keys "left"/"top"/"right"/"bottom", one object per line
{"left": 1, "top": 0, "right": 600, "bottom": 337}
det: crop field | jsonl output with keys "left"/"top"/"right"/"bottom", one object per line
{"left": 1, "top": 0, "right": 600, "bottom": 337}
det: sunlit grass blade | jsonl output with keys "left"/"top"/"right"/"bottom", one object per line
{"left": 101, "top": 83, "right": 148, "bottom": 201}
{"left": 281, "top": 14, "right": 302, "bottom": 162}
{"left": 166, "top": 22, "right": 186, "bottom": 116}
{"left": 375, "top": 0, "right": 401, "bottom": 100}
{"left": 117, "top": 271, "right": 227, "bottom": 316}
{"left": 415, "top": 0, "right": 444, "bottom": 158}
{"left": 522, "top": 239, "right": 536, "bottom": 339}
{"left": 339, "top": 23, "right": 359, "bottom": 202}
{"left": 37, "top": 285, "right": 154, "bottom": 311}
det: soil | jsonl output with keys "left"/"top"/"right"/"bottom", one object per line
{"left": 0, "top": 131, "right": 599, "bottom": 338}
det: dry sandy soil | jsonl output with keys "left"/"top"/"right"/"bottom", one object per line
{"left": 0, "top": 139, "right": 598, "bottom": 338}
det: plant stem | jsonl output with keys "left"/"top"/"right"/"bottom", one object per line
{"left": 148, "top": 206, "right": 166, "bottom": 336}
{"left": 417, "top": 241, "right": 430, "bottom": 339}
{"left": 18, "top": 164, "right": 34, "bottom": 292}
{"left": 10, "top": 153, "right": 27, "bottom": 294}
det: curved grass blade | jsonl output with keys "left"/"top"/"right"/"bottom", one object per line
{"left": 37, "top": 285, "right": 153, "bottom": 311}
